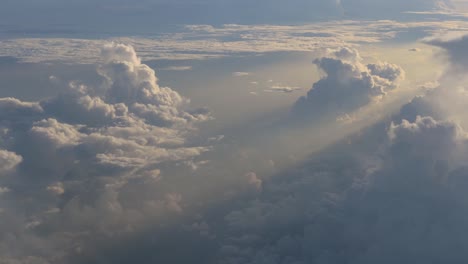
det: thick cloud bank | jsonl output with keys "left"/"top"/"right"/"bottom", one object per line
{"left": 293, "top": 47, "right": 405, "bottom": 121}
{"left": 51, "top": 43, "right": 468, "bottom": 263}
{"left": 0, "top": 44, "right": 211, "bottom": 263}
{"left": 213, "top": 113, "right": 468, "bottom": 264}
{"left": 1, "top": 35, "right": 468, "bottom": 264}
{"left": 207, "top": 34, "right": 468, "bottom": 264}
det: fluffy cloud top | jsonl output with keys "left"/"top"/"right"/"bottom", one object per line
{"left": 0, "top": 43, "right": 212, "bottom": 263}
{"left": 389, "top": 115, "right": 465, "bottom": 161}
{"left": 214, "top": 110, "right": 468, "bottom": 263}
{"left": 293, "top": 47, "right": 405, "bottom": 120}
{"left": 0, "top": 150, "right": 22, "bottom": 174}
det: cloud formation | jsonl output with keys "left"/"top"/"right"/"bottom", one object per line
{"left": 2, "top": 19, "right": 468, "bottom": 63}
{"left": 293, "top": 47, "right": 405, "bottom": 120}
{"left": 424, "top": 32, "right": 468, "bottom": 72}
{"left": 213, "top": 109, "right": 468, "bottom": 263}
{"left": 264, "top": 86, "right": 302, "bottom": 93}
{"left": 0, "top": 43, "right": 212, "bottom": 263}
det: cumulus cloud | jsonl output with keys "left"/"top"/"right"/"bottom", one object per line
{"left": 212, "top": 107, "right": 468, "bottom": 263}
{"left": 0, "top": 149, "right": 22, "bottom": 174}
{"left": 245, "top": 172, "right": 262, "bottom": 191}
{"left": 46, "top": 182, "right": 65, "bottom": 196}
{"left": 389, "top": 115, "right": 465, "bottom": 157}
{"left": 293, "top": 47, "right": 405, "bottom": 120}
{"left": 0, "top": 43, "right": 212, "bottom": 263}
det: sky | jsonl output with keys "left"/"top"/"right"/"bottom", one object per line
{"left": 3, "top": 1, "right": 468, "bottom": 264}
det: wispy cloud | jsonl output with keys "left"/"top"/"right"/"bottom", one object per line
{"left": 233, "top": 72, "right": 251, "bottom": 77}
{"left": 161, "top": 66, "right": 193, "bottom": 71}
{"left": 264, "top": 86, "right": 302, "bottom": 93}
{"left": 2, "top": 20, "right": 468, "bottom": 63}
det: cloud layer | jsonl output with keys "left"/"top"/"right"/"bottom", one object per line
{"left": 2, "top": 19, "right": 468, "bottom": 63}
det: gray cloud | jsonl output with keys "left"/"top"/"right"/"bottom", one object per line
{"left": 213, "top": 109, "right": 468, "bottom": 263}
{"left": 424, "top": 32, "right": 468, "bottom": 72}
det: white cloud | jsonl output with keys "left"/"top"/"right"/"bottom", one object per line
{"left": 2, "top": 20, "right": 468, "bottom": 63}
{"left": 245, "top": 172, "right": 262, "bottom": 191}
{"left": 389, "top": 115, "right": 466, "bottom": 161}
{"left": 264, "top": 86, "right": 302, "bottom": 93}
{"left": 0, "top": 43, "right": 212, "bottom": 263}
{"left": 46, "top": 182, "right": 65, "bottom": 195}
{"left": 233, "top": 72, "right": 251, "bottom": 77}
{"left": 0, "top": 187, "right": 10, "bottom": 195}
{"left": 161, "top": 66, "right": 193, "bottom": 71}
{"left": 0, "top": 150, "right": 22, "bottom": 174}
{"left": 216, "top": 108, "right": 468, "bottom": 264}
{"left": 293, "top": 47, "right": 405, "bottom": 120}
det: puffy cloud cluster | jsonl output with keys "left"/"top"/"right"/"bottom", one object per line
{"left": 293, "top": 47, "right": 405, "bottom": 120}
{"left": 0, "top": 43, "right": 211, "bottom": 263}
{"left": 207, "top": 37, "right": 468, "bottom": 261}
{"left": 213, "top": 109, "right": 468, "bottom": 263}
{"left": 389, "top": 115, "right": 466, "bottom": 162}
{"left": 0, "top": 150, "right": 22, "bottom": 174}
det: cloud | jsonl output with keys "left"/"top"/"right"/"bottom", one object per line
{"left": 389, "top": 115, "right": 466, "bottom": 161}
{"left": 341, "top": 0, "right": 455, "bottom": 17}
{"left": 264, "top": 86, "right": 302, "bottom": 93}
{"left": 214, "top": 107, "right": 468, "bottom": 263}
{"left": 46, "top": 182, "right": 65, "bottom": 195}
{"left": 293, "top": 47, "right": 405, "bottom": 120}
{"left": 0, "top": 149, "right": 22, "bottom": 174}
{"left": 0, "top": 43, "right": 212, "bottom": 263}
{"left": 161, "top": 66, "right": 193, "bottom": 71}
{"left": 424, "top": 32, "right": 468, "bottom": 72}
{"left": 245, "top": 172, "right": 262, "bottom": 191}
{"left": 233, "top": 72, "right": 251, "bottom": 77}
{"left": 2, "top": 19, "right": 468, "bottom": 63}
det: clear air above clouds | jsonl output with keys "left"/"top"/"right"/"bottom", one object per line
{"left": 2, "top": 0, "right": 468, "bottom": 264}
{"left": 0, "top": 0, "right": 458, "bottom": 29}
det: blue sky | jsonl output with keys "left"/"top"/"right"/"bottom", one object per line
{"left": 0, "top": 0, "right": 460, "bottom": 34}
